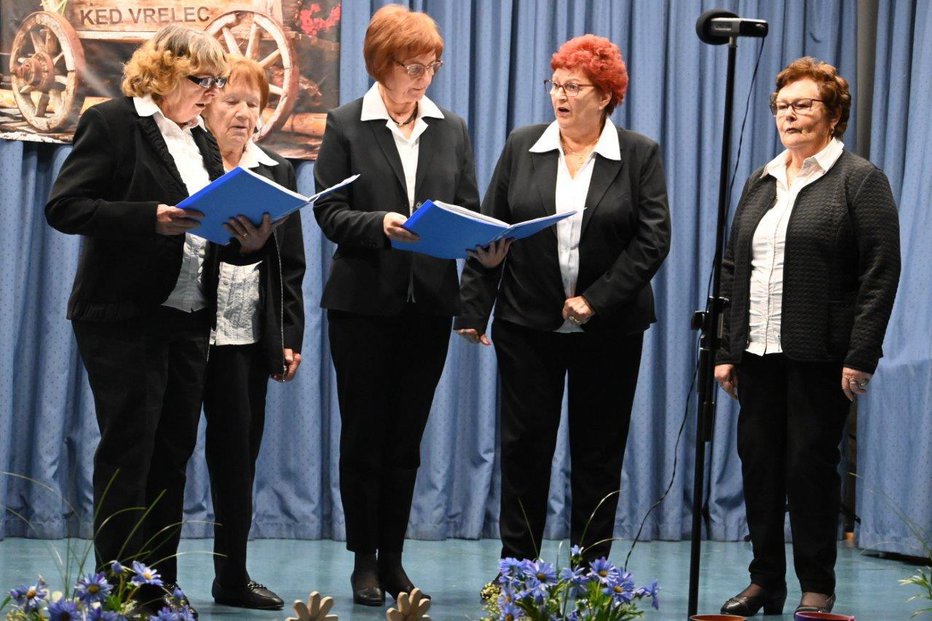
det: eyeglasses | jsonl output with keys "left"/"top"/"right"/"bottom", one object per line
{"left": 187, "top": 75, "right": 228, "bottom": 89}
{"left": 395, "top": 60, "right": 443, "bottom": 78}
{"left": 545, "top": 79, "right": 594, "bottom": 97}
{"left": 770, "top": 98, "right": 824, "bottom": 116}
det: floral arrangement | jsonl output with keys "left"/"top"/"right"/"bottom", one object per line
{"left": 484, "top": 546, "right": 659, "bottom": 621}
{"left": 2, "top": 560, "right": 195, "bottom": 621}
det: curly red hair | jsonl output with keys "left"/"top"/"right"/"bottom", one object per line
{"left": 551, "top": 35, "right": 628, "bottom": 114}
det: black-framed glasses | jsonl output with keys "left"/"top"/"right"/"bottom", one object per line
{"left": 187, "top": 75, "right": 228, "bottom": 89}
{"left": 545, "top": 79, "right": 594, "bottom": 97}
{"left": 770, "top": 98, "right": 823, "bottom": 116}
{"left": 395, "top": 60, "right": 443, "bottom": 78}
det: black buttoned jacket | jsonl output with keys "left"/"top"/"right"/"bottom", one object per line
{"left": 717, "top": 150, "right": 901, "bottom": 373}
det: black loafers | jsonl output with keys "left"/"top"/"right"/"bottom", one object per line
{"left": 721, "top": 583, "right": 787, "bottom": 616}
{"left": 381, "top": 578, "right": 430, "bottom": 602}
{"left": 795, "top": 592, "right": 836, "bottom": 613}
{"left": 212, "top": 579, "right": 284, "bottom": 610}
{"left": 351, "top": 572, "right": 385, "bottom": 607}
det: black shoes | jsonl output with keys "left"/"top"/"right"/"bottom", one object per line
{"left": 212, "top": 579, "right": 284, "bottom": 610}
{"left": 795, "top": 592, "right": 836, "bottom": 613}
{"left": 378, "top": 553, "right": 429, "bottom": 602}
{"left": 721, "top": 583, "right": 787, "bottom": 616}
{"left": 351, "top": 570, "right": 386, "bottom": 606}
{"left": 380, "top": 573, "right": 430, "bottom": 602}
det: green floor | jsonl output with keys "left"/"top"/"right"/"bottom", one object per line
{"left": 0, "top": 537, "right": 925, "bottom": 620}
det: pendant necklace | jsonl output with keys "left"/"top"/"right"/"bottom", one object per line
{"left": 393, "top": 104, "right": 418, "bottom": 127}
{"left": 561, "top": 135, "right": 598, "bottom": 167}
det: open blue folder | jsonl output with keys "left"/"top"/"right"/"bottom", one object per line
{"left": 179, "top": 167, "right": 358, "bottom": 244}
{"left": 391, "top": 200, "right": 578, "bottom": 260}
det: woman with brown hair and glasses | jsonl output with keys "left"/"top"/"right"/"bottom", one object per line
{"left": 716, "top": 57, "right": 900, "bottom": 616}
{"left": 313, "top": 4, "right": 486, "bottom": 606}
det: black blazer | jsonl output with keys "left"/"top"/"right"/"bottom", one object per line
{"left": 455, "top": 123, "right": 671, "bottom": 335}
{"left": 718, "top": 150, "right": 900, "bottom": 373}
{"left": 313, "top": 96, "right": 479, "bottom": 317}
{"left": 45, "top": 96, "right": 243, "bottom": 322}
{"left": 248, "top": 147, "right": 306, "bottom": 374}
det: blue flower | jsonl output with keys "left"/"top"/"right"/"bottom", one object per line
{"left": 177, "top": 606, "right": 197, "bottom": 621}
{"left": 88, "top": 607, "right": 126, "bottom": 621}
{"left": 635, "top": 579, "right": 660, "bottom": 609}
{"left": 559, "top": 565, "right": 590, "bottom": 597}
{"left": 498, "top": 557, "right": 525, "bottom": 580}
{"left": 130, "top": 561, "right": 163, "bottom": 587}
{"left": 531, "top": 559, "right": 557, "bottom": 585}
{"left": 75, "top": 572, "right": 112, "bottom": 604}
{"left": 498, "top": 599, "right": 521, "bottom": 621}
{"left": 11, "top": 578, "right": 49, "bottom": 612}
{"left": 48, "top": 598, "right": 80, "bottom": 621}
{"left": 152, "top": 607, "right": 181, "bottom": 621}
{"left": 110, "top": 561, "right": 125, "bottom": 574}
{"left": 588, "top": 557, "right": 619, "bottom": 585}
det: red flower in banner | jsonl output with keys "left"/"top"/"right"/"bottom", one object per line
{"left": 299, "top": 3, "right": 342, "bottom": 37}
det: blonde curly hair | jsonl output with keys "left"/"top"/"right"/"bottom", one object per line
{"left": 122, "top": 24, "right": 228, "bottom": 99}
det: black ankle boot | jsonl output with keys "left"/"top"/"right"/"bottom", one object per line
{"left": 721, "top": 583, "right": 787, "bottom": 616}
{"left": 351, "top": 553, "right": 384, "bottom": 606}
{"left": 378, "top": 551, "right": 430, "bottom": 601}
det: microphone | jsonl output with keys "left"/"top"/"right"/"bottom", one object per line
{"left": 696, "top": 9, "right": 768, "bottom": 45}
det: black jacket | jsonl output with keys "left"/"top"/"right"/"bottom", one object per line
{"left": 455, "top": 123, "right": 671, "bottom": 335}
{"left": 313, "top": 96, "right": 479, "bottom": 317}
{"left": 247, "top": 147, "right": 306, "bottom": 375}
{"left": 45, "top": 96, "right": 248, "bottom": 322}
{"left": 718, "top": 150, "right": 901, "bottom": 373}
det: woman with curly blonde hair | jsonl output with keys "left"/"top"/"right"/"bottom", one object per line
{"left": 47, "top": 24, "right": 269, "bottom": 617}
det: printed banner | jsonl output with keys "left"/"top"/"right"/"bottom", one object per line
{"left": 0, "top": 0, "right": 341, "bottom": 159}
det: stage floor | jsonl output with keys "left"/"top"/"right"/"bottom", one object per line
{"left": 0, "top": 537, "right": 923, "bottom": 619}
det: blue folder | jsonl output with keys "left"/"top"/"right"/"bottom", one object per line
{"left": 179, "top": 167, "right": 358, "bottom": 244}
{"left": 391, "top": 200, "right": 578, "bottom": 260}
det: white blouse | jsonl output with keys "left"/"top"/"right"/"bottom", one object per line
{"left": 746, "top": 138, "right": 844, "bottom": 355}
{"left": 529, "top": 119, "right": 621, "bottom": 333}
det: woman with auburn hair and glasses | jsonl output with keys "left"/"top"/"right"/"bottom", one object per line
{"left": 46, "top": 25, "right": 272, "bottom": 616}
{"left": 313, "top": 3, "right": 485, "bottom": 606}
{"left": 200, "top": 55, "right": 305, "bottom": 612}
{"left": 716, "top": 57, "right": 900, "bottom": 616}
{"left": 457, "top": 34, "right": 671, "bottom": 572}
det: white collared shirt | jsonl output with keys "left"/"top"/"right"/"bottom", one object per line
{"left": 746, "top": 138, "right": 844, "bottom": 355}
{"left": 530, "top": 119, "right": 620, "bottom": 333}
{"left": 134, "top": 95, "right": 211, "bottom": 312}
{"left": 213, "top": 141, "right": 279, "bottom": 346}
{"left": 360, "top": 82, "right": 444, "bottom": 212}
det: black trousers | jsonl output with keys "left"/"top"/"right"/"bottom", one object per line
{"left": 327, "top": 306, "right": 451, "bottom": 554}
{"left": 73, "top": 306, "right": 210, "bottom": 582}
{"left": 735, "top": 352, "right": 850, "bottom": 594}
{"left": 492, "top": 319, "right": 644, "bottom": 562}
{"left": 203, "top": 343, "right": 270, "bottom": 588}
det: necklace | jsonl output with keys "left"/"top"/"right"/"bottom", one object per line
{"left": 391, "top": 104, "right": 418, "bottom": 127}
{"left": 560, "top": 134, "right": 598, "bottom": 167}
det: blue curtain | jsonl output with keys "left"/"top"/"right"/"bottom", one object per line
{"left": 1, "top": 0, "right": 927, "bottom": 557}
{"left": 856, "top": 0, "right": 932, "bottom": 558}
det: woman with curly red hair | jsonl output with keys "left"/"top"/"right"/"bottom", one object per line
{"left": 456, "top": 34, "right": 671, "bottom": 566}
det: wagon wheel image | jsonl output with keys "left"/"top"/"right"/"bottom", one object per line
{"left": 9, "top": 11, "right": 85, "bottom": 132}
{"left": 205, "top": 10, "right": 299, "bottom": 140}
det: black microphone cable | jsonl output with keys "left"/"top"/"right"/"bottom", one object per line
{"left": 622, "top": 36, "right": 767, "bottom": 572}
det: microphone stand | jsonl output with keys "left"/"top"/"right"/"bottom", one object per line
{"left": 687, "top": 34, "right": 737, "bottom": 618}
